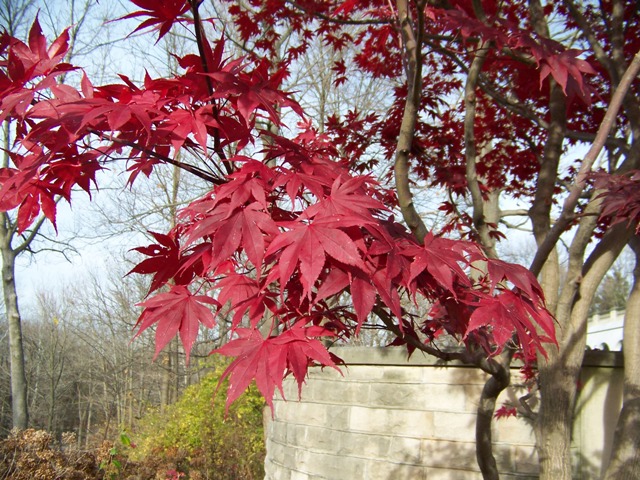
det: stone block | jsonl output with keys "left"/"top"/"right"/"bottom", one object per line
{"left": 263, "top": 349, "right": 623, "bottom": 480}
{"left": 426, "top": 467, "right": 484, "bottom": 480}
{"left": 308, "top": 364, "right": 352, "bottom": 381}
{"left": 422, "top": 440, "right": 477, "bottom": 470}
{"left": 364, "top": 460, "right": 427, "bottom": 480}
{"left": 349, "top": 364, "right": 388, "bottom": 380}
{"left": 265, "top": 462, "right": 292, "bottom": 480}
{"left": 281, "top": 378, "right": 299, "bottom": 399}
{"left": 287, "top": 424, "right": 305, "bottom": 445}
{"left": 431, "top": 412, "right": 477, "bottom": 441}
{"left": 382, "top": 365, "right": 424, "bottom": 383}
{"left": 288, "top": 470, "right": 310, "bottom": 480}
{"left": 335, "top": 431, "right": 391, "bottom": 458}
{"left": 423, "top": 441, "right": 517, "bottom": 474}
{"left": 493, "top": 444, "right": 516, "bottom": 472}
{"left": 349, "top": 405, "right": 433, "bottom": 436}
{"left": 299, "top": 425, "right": 340, "bottom": 453}
{"left": 492, "top": 415, "right": 536, "bottom": 446}
{"left": 295, "top": 450, "right": 367, "bottom": 479}
{"left": 269, "top": 419, "right": 287, "bottom": 444}
{"left": 512, "top": 445, "right": 539, "bottom": 475}
{"left": 422, "top": 365, "right": 488, "bottom": 385}
{"left": 265, "top": 441, "right": 298, "bottom": 470}
{"left": 279, "top": 401, "right": 328, "bottom": 426}
{"left": 462, "top": 384, "right": 486, "bottom": 411}
{"left": 321, "top": 404, "right": 351, "bottom": 430}
{"left": 388, "top": 435, "right": 423, "bottom": 464}
{"left": 304, "top": 378, "right": 370, "bottom": 405}
{"left": 368, "top": 383, "right": 427, "bottom": 408}
{"left": 416, "top": 384, "right": 468, "bottom": 412}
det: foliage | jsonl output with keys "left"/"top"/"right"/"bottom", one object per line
{"left": 591, "top": 266, "right": 631, "bottom": 315}
{"left": 0, "top": 0, "right": 558, "bottom": 413}
{"left": 97, "top": 432, "right": 136, "bottom": 480}
{"left": 595, "top": 170, "right": 640, "bottom": 234}
{"left": 132, "top": 361, "right": 265, "bottom": 480}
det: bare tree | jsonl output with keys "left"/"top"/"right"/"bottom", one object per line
{"left": 0, "top": 0, "right": 114, "bottom": 430}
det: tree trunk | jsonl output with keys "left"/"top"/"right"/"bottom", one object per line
{"left": 536, "top": 358, "right": 577, "bottom": 480}
{"left": 1, "top": 242, "right": 28, "bottom": 429}
{"left": 604, "top": 235, "right": 640, "bottom": 479}
{"left": 536, "top": 223, "right": 631, "bottom": 480}
{"left": 476, "top": 354, "right": 511, "bottom": 480}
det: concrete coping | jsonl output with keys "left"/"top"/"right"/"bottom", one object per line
{"left": 325, "top": 346, "right": 623, "bottom": 369}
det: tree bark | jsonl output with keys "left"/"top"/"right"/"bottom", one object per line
{"left": 0, "top": 238, "right": 28, "bottom": 429}
{"left": 537, "top": 222, "right": 632, "bottom": 480}
{"left": 476, "top": 350, "right": 512, "bottom": 480}
{"left": 604, "top": 235, "right": 640, "bottom": 479}
{"left": 394, "top": 0, "right": 428, "bottom": 243}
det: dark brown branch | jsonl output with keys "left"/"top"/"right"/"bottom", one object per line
{"left": 189, "top": 0, "right": 233, "bottom": 174}
{"left": 476, "top": 347, "right": 513, "bottom": 480}
{"left": 373, "top": 306, "right": 506, "bottom": 377}
{"left": 93, "top": 131, "right": 223, "bottom": 185}
{"left": 479, "top": 79, "right": 628, "bottom": 152}
{"left": 189, "top": 0, "right": 215, "bottom": 99}
{"left": 14, "top": 209, "right": 53, "bottom": 256}
{"left": 561, "top": 0, "right": 617, "bottom": 82}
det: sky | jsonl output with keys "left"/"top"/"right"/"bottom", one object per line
{"left": 8, "top": 0, "right": 157, "bottom": 316}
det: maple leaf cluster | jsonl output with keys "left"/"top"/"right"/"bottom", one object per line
{"left": 0, "top": 0, "right": 560, "bottom": 410}
{"left": 594, "top": 170, "right": 640, "bottom": 234}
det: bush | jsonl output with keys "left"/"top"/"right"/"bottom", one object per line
{"left": 132, "top": 361, "right": 266, "bottom": 480}
{"left": 0, "top": 364, "right": 265, "bottom": 479}
{"left": 0, "top": 429, "right": 98, "bottom": 479}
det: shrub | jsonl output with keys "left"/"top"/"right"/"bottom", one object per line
{"left": 0, "top": 429, "right": 98, "bottom": 479}
{"left": 132, "top": 361, "right": 266, "bottom": 480}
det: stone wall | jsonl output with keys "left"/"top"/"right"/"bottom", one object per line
{"left": 587, "top": 309, "right": 625, "bottom": 350}
{"left": 264, "top": 347, "right": 623, "bottom": 480}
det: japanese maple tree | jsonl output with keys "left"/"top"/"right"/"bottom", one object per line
{"left": 0, "top": 0, "right": 554, "bottom": 400}
{"left": 1, "top": 0, "right": 639, "bottom": 479}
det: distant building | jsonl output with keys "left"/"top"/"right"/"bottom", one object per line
{"left": 586, "top": 309, "right": 624, "bottom": 351}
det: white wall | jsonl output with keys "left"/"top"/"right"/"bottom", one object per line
{"left": 264, "top": 347, "right": 623, "bottom": 480}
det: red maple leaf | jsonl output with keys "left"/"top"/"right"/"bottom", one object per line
{"left": 215, "top": 274, "right": 272, "bottom": 328}
{"left": 495, "top": 404, "right": 518, "bottom": 420}
{"left": 266, "top": 216, "right": 369, "bottom": 298}
{"left": 185, "top": 201, "right": 279, "bottom": 270}
{"left": 466, "top": 290, "right": 556, "bottom": 360}
{"left": 304, "top": 175, "right": 385, "bottom": 220}
{"left": 486, "top": 258, "right": 545, "bottom": 304}
{"left": 135, "top": 285, "right": 218, "bottom": 362}
{"left": 120, "top": 0, "right": 190, "bottom": 42}
{"left": 129, "top": 231, "right": 183, "bottom": 293}
{"left": 215, "top": 324, "right": 339, "bottom": 412}
{"left": 406, "top": 233, "right": 474, "bottom": 295}
{"left": 595, "top": 170, "right": 640, "bottom": 233}
{"left": 0, "top": 2, "right": 568, "bottom": 416}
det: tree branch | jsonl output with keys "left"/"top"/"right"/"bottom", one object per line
{"left": 394, "top": 0, "right": 428, "bottom": 243}
{"left": 476, "top": 347, "right": 514, "bottom": 480}
{"left": 189, "top": 0, "right": 233, "bottom": 174}
{"left": 530, "top": 50, "right": 640, "bottom": 276}
{"left": 92, "top": 131, "right": 224, "bottom": 185}
{"left": 464, "top": 39, "right": 496, "bottom": 258}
